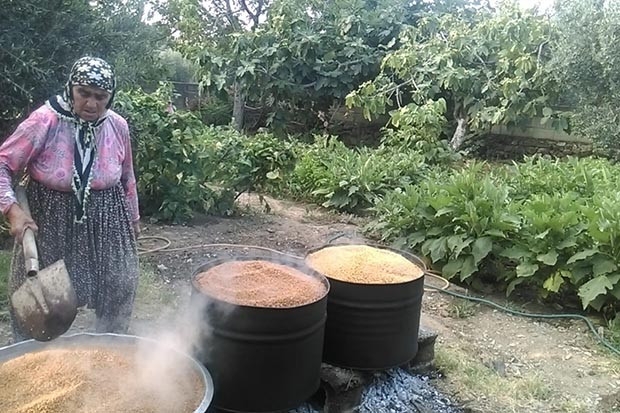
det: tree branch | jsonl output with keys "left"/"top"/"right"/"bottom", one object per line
{"left": 536, "top": 40, "right": 549, "bottom": 69}
{"left": 239, "top": 0, "right": 259, "bottom": 29}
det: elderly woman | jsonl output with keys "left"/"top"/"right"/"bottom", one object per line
{"left": 0, "top": 57, "right": 140, "bottom": 342}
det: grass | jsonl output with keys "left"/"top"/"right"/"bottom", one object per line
{"left": 0, "top": 249, "right": 12, "bottom": 313}
{"left": 435, "top": 345, "right": 553, "bottom": 413}
{"left": 135, "top": 261, "right": 177, "bottom": 308}
{"left": 604, "top": 316, "right": 620, "bottom": 350}
{"left": 447, "top": 298, "right": 478, "bottom": 319}
{"left": 555, "top": 400, "right": 591, "bottom": 413}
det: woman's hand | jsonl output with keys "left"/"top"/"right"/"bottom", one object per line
{"left": 6, "top": 203, "right": 38, "bottom": 243}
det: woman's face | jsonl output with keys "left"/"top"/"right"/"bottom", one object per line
{"left": 71, "top": 85, "right": 111, "bottom": 121}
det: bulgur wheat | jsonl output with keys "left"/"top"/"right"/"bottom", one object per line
{"left": 306, "top": 245, "right": 424, "bottom": 284}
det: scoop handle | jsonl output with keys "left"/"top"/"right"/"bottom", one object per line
{"left": 14, "top": 185, "right": 39, "bottom": 277}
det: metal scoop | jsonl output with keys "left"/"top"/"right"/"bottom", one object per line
{"left": 10, "top": 185, "right": 78, "bottom": 341}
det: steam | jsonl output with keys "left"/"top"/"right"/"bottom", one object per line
{"left": 128, "top": 292, "right": 219, "bottom": 411}
{"left": 109, "top": 246, "right": 326, "bottom": 412}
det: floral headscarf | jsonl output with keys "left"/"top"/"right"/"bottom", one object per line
{"left": 46, "top": 57, "right": 116, "bottom": 223}
{"left": 65, "top": 56, "right": 116, "bottom": 109}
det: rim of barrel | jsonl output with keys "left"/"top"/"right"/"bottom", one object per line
{"left": 0, "top": 332, "right": 214, "bottom": 413}
{"left": 305, "top": 242, "right": 428, "bottom": 286}
{"left": 190, "top": 255, "right": 331, "bottom": 310}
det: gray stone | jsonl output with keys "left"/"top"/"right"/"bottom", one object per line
{"left": 319, "top": 324, "right": 440, "bottom": 411}
{"left": 320, "top": 364, "right": 369, "bottom": 413}
{"left": 408, "top": 324, "right": 439, "bottom": 374}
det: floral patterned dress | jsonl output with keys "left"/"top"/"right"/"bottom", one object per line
{"left": 0, "top": 102, "right": 140, "bottom": 342}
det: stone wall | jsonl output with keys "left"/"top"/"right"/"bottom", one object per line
{"left": 475, "top": 134, "right": 592, "bottom": 160}
{"left": 476, "top": 118, "right": 592, "bottom": 159}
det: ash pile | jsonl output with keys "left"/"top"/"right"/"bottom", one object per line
{"left": 290, "top": 326, "right": 463, "bottom": 413}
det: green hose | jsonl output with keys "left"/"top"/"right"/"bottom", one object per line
{"left": 426, "top": 285, "right": 620, "bottom": 357}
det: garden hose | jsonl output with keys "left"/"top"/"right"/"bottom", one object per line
{"left": 423, "top": 283, "right": 620, "bottom": 357}
{"left": 136, "top": 235, "right": 620, "bottom": 357}
{"left": 137, "top": 236, "right": 303, "bottom": 259}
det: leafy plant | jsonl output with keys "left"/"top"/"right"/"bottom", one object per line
{"left": 289, "top": 135, "right": 427, "bottom": 213}
{"left": 499, "top": 193, "right": 588, "bottom": 297}
{"left": 370, "top": 155, "right": 620, "bottom": 313}
{"left": 370, "top": 162, "right": 520, "bottom": 283}
{"left": 576, "top": 194, "right": 620, "bottom": 311}
{"left": 115, "top": 86, "right": 236, "bottom": 222}
{"left": 221, "top": 131, "right": 298, "bottom": 195}
{"left": 379, "top": 99, "right": 461, "bottom": 166}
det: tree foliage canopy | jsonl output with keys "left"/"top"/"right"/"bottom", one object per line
{"left": 163, "top": 0, "right": 428, "bottom": 129}
{"left": 550, "top": 0, "right": 620, "bottom": 158}
{"left": 0, "top": 0, "right": 166, "bottom": 134}
{"left": 5, "top": 0, "right": 620, "bottom": 153}
{"left": 346, "top": 2, "right": 560, "bottom": 149}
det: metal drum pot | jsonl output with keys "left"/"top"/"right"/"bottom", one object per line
{"left": 306, "top": 244, "right": 426, "bottom": 370}
{"left": 0, "top": 332, "right": 214, "bottom": 412}
{"left": 190, "top": 254, "right": 329, "bottom": 413}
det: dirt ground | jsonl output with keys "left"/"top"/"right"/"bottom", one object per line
{"left": 1, "top": 194, "right": 619, "bottom": 413}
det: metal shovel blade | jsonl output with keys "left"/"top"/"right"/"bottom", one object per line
{"left": 10, "top": 184, "right": 78, "bottom": 341}
{"left": 11, "top": 259, "right": 78, "bottom": 342}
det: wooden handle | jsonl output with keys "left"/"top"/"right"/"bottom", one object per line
{"left": 14, "top": 185, "right": 32, "bottom": 215}
{"left": 14, "top": 186, "right": 39, "bottom": 277}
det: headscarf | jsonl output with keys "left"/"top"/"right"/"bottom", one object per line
{"left": 46, "top": 57, "right": 116, "bottom": 223}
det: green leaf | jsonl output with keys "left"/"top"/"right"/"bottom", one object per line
{"left": 459, "top": 256, "right": 477, "bottom": 281}
{"left": 435, "top": 207, "right": 455, "bottom": 217}
{"left": 506, "top": 278, "right": 525, "bottom": 296}
{"left": 516, "top": 262, "right": 539, "bottom": 278}
{"left": 329, "top": 192, "right": 349, "bottom": 208}
{"left": 586, "top": 294, "right": 608, "bottom": 312}
{"left": 570, "top": 266, "right": 591, "bottom": 284}
{"left": 426, "top": 227, "right": 444, "bottom": 236}
{"left": 407, "top": 231, "right": 426, "bottom": 247}
{"left": 472, "top": 237, "right": 493, "bottom": 265}
{"left": 500, "top": 246, "right": 531, "bottom": 260}
{"left": 578, "top": 276, "right": 613, "bottom": 309}
{"left": 430, "top": 238, "right": 448, "bottom": 263}
{"left": 609, "top": 280, "right": 620, "bottom": 300}
{"left": 446, "top": 234, "right": 465, "bottom": 253}
{"left": 567, "top": 249, "right": 599, "bottom": 264}
{"left": 348, "top": 185, "right": 360, "bottom": 195}
{"left": 557, "top": 238, "right": 578, "bottom": 250}
{"left": 484, "top": 229, "right": 506, "bottom": 238}
{"left": 607, "top": 273, "right": 620, "bottom": 285}
{"left": 442, "top": 259, "right": 464, "bottom": 279}
{"left": 453, "top": 237, "right": 475, "bottom": 258}
{"left": 591, "top": 257, "right": 617, "bottom": 276}
{"left": 542, "top": 272, "right": 564, "bottom": 293}
{"left": 537, "top": 250, "right": 558, "bottom": 266}
{"left": 542, "top": 107, "right": 553, "bottom": 117}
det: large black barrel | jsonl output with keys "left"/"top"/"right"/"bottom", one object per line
{"left": 190, "top": 255, "right": 329, "bottom": 413}
{"left": 306, "top": 244, "right": 425, "bottom": 370}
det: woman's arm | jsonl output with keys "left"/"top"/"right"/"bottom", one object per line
{"left": 0, "top": 108, "right": 53, "bottom": 239}
{"left": 118, "top": 117, "right": 140, "bottom": 234}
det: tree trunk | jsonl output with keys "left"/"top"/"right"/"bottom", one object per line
{"left": 232, "top": 82, "right": 244, "bottom": 131}
{"left": 450, "top": 116, "right": 468, "bottom": 151}
{"left": 450, "top": 101, "right": 469, "bottom": 151}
